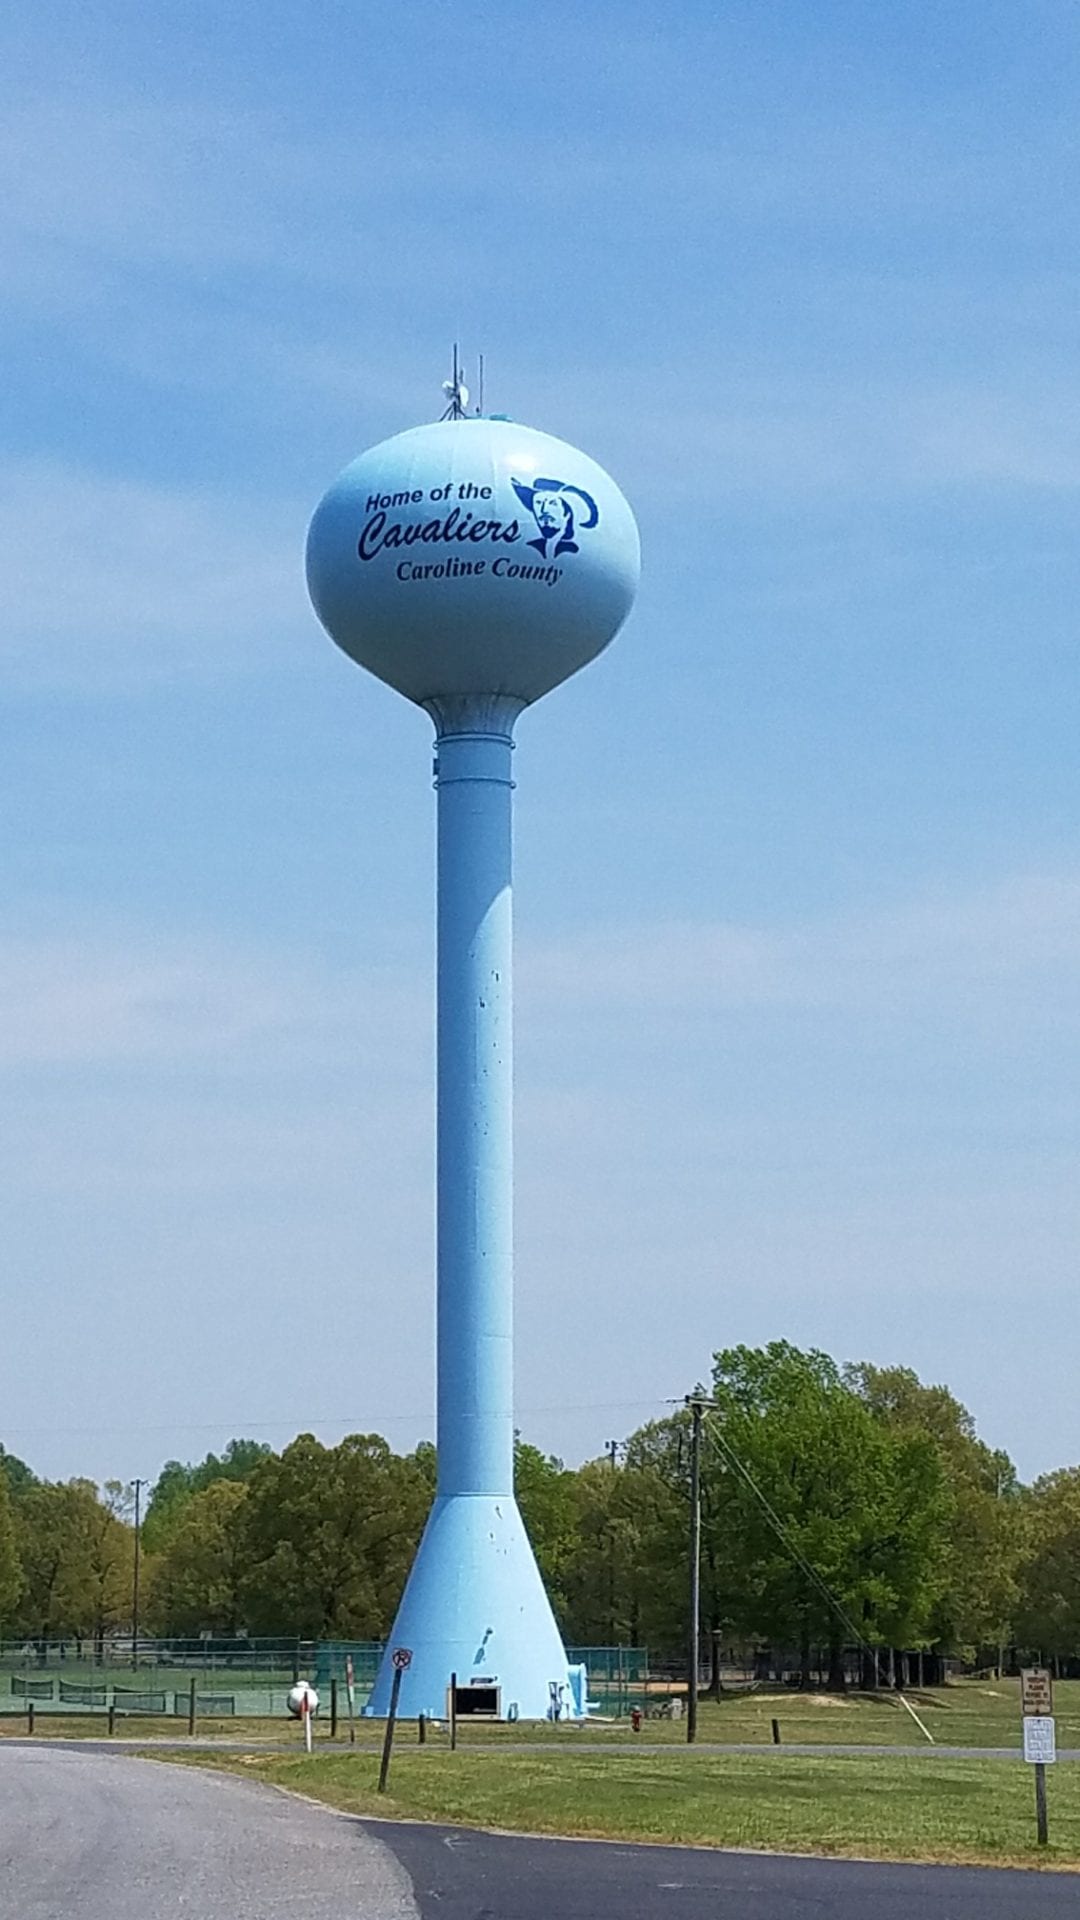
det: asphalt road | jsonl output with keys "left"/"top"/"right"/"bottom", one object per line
{"left": 6, "top": 1733, "right": 1080, "bottom": 1759}
{"left": 1, "top": 1747, "right": 1077, "bottom": 1919}
{"left": 369, "top": 1819, "right": 1080, "bottom": 1918}
{"left": 0, "top": 1747, "right": 417, "bottom": 1919}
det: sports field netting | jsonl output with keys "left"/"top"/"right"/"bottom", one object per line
{"left": 1, "top": 1637, "right": 651, "bottom": 1718}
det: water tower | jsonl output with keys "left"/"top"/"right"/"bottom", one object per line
{"left": 306, "top": 383, "right": 639, "bottom": 1720}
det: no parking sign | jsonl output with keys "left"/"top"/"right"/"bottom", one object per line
{"left": 379, "top": 1648, "right": 413, "bottom": 1795}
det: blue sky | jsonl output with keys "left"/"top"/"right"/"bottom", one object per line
{"left": 2, "top": 1, "right": 1079, "bottom": 1486}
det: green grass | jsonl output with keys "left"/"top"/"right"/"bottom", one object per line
{"left": 7, "top": 1678, "right": 1077, "bottom": 1753}
{"left": 154, "top": 1745, "right": 1080, "bottom": 1870}
{"left": 377, "top": 1677, "right": 1080, "bottom": 1749}
{"left": 0, "top": 1712, "right": 352, "bottom": 1743}
{"left": 0, "top": 1713, "right": 248, "bottom": 1741}
{"left": 578, "top": 1676, "right": 1080, "bottom": 1749}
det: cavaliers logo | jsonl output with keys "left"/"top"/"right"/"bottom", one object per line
{"left": 511, "top": 478, "right": 599, "bottom": 560}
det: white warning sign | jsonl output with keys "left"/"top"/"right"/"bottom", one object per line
{"left": 1023, "top": 1716, "right": 1056, "bottom": 1765}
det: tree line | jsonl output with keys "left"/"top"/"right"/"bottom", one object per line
{"left": 1, "top": 1343, "right": 1078, "bottom": 1674}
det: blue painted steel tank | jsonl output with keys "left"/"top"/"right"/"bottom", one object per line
{"left": 306, "top": 417, "right": 639, "bottom": 705}
{"left": 307, "top": 413, "right": 639, "bottom": 1720}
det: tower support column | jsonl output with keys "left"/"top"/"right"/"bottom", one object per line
{"left": 434, "top": 706, "right": 516, "bottom": 1498}
{"left": 365, "top": 696, "right": 576, "bottom": 1721}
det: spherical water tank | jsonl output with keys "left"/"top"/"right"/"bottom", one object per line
{"left": 306, "top": 417, "right": 639, "bottom": 706}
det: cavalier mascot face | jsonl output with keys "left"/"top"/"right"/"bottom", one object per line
{"left": 511, "top": 477, "right": 600, "bottom": 559}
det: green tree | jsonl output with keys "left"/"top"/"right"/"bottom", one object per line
{"left": 237, "top": 1433, "right": 430, "bottom": 1638}
{"left": 515, "top": 1440, "right": 579, "bottom": 1619}
{"left": 561, "top": 1447, "right": 685, "bottom": 1650}
{"left": 13, "top": 1484, "right": 90, "bottom": 1640}
{"left": 847, "top": 1362, "right": 1020, "bottom": 1661}
{"left": 0, "top": 1473, "right": 23, "bottom": 1629}
{"left": 147, "top": 1480, "right": 249, "bottom": 1636}
{"left": 84, "top": 1483, "right": 135, "bottom": 1647}
{"left": 705, "top": 1344, "right": 950, "bottom": 1686}
{"left": 412, "top": 1440, "right": 438, "bottom": 1495}
{"left": 143, "top": 1438, "right": 273, "bottom": 1551}
{"left": 1013, "top": 1469, "right": 1080, "bottom": 1665}
{"left": 12, "top": 1481, "right": 131, "bottom": 1642}
{"left": 621, "top": 1409, "right": 758, "bottom": 1678}
{"left": 0, "top": 1446, "right": 36, "bottom": 1497}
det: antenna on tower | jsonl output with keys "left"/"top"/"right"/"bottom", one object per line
{"left": 440, "top": 344, "right": 469, "bottom": 421}
{"left": 476, "top": 352, "right": 485, "bottom": 417}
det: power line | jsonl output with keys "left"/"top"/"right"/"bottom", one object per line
{"left": 0, "top": 1394, "right": 678, "bottom": 1442}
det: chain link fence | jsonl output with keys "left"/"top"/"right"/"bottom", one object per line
{"left": 0, "top": 1636, "right": 653, "bottom": 1720}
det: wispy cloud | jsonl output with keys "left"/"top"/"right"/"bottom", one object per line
{"left": 0, "top": 928, "right": 425, "bottom": 1072}
{"left": 7, "top": 870, "right": 1076, "bottom": 1077}
{"left": 0, "top": 937, "right": 286, "bottom": 1067}
{"left": 579, "top": 374, "right": 1080, "bottom": 510}
{"left": 0, "top": 98, "right": 319, "bottom": 281}
{"left": 0, "top": 459, "right": 304, "bottom": 689}
{"left": 6, "top": 85, "right": 1079, "bottom": 509}
{"left": 522, "top": 873, "right": 1080, "bottom": 1024}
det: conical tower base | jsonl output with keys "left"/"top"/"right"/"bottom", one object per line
{"left": 365, "top": 1494, "right": 577, "bottom": 1721}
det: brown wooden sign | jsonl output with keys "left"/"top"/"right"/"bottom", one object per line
{"left": 1021, "top": 1667, "right": 1053, "bottom": 1717}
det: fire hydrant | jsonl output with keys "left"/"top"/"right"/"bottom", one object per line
{"left": 631, "top": 1707, "right": 643, "bottom": 1733}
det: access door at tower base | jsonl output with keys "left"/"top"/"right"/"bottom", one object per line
{"left": 451, "top": 1681, "right": 501, "bottom": 1718}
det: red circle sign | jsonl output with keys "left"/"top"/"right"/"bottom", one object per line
{"left": 392, "top": 1647, "right": 413, "bottom": 1671}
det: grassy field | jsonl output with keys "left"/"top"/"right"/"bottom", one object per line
{"left": 5, "top": 1678, "right": 1077, "bottom": 1751}
{"left": 580, "top": 1677, "right": 1080, "bottom": 1749}
{"left": 412, "top": 1677, "right": 1078, "bottom": 1749}
{"left": 156, "top": 1745, "right": 1080, "bottom": 1870}
{"left": 0, "top": 1713, "right": 285, "bottom": 1742}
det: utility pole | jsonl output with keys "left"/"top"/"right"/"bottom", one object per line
{"left": 996, "top": 1467, "right": 1006, "bottom": 1681}
{"left": 606, "top": 1440, "right": 619, "bottom": 1643}
{"left": 687, "top": 1398, "right": 702, "bottom": 1745}
{"left": 131, "top": 1479, "right": 146, "bottom": 1671}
